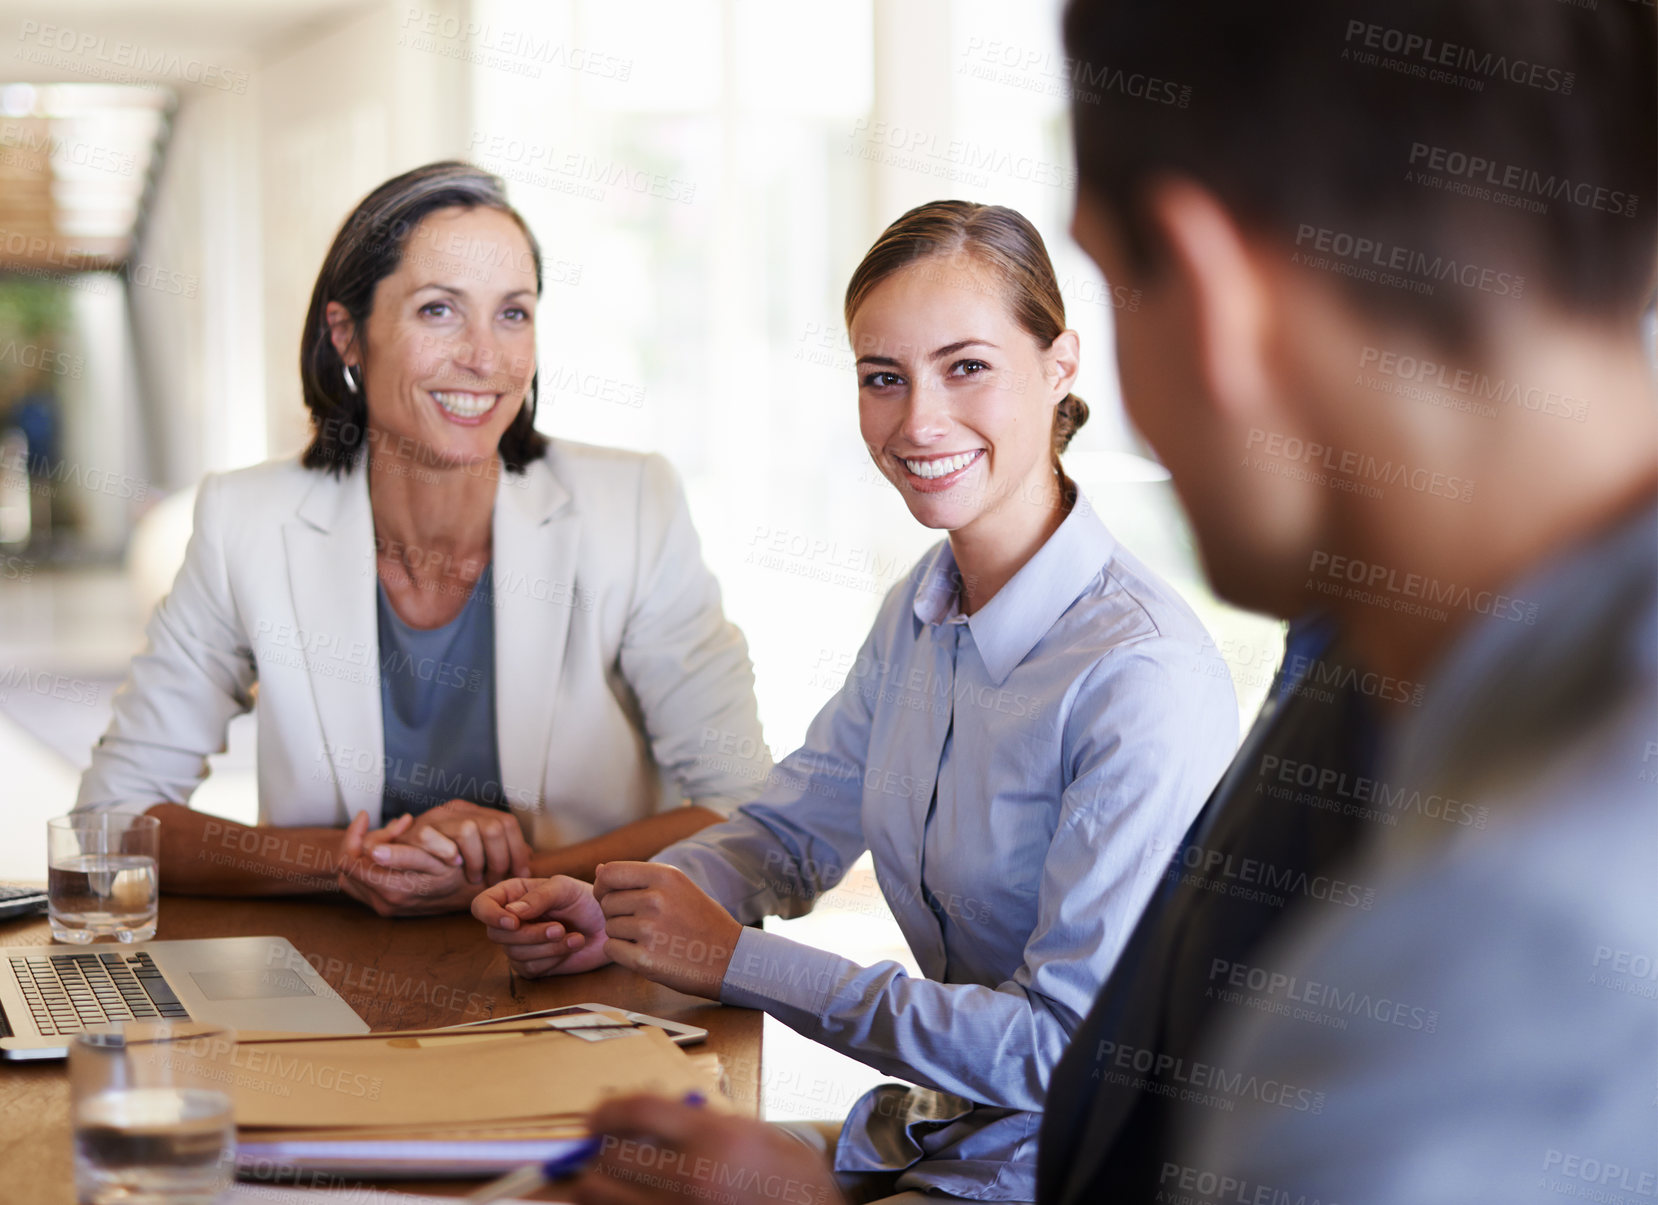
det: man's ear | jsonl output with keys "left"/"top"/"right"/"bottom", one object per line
{"left": 1142, "top": 176, "right": 1275, "bottom": 425}
{"left": 324, "top": 301, "right": 359, "bottom": 368}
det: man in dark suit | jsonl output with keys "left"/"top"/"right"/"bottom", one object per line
{"left": 1048, "top": 3, "right": 1653, "bottom": 1199}
{"left": 559, "top": 3, "right": 1656, "bottom": 1203}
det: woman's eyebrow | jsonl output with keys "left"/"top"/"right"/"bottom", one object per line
{"left": 929, "top": 339, "right": 997, "bottom": 360}
{"left": 409, "top": 284, "right": 536, "bottom": 303}
{"left": 856, "top": 338, "right": 999, "bottom": 368}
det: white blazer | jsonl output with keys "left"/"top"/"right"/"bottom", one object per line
{"left": 76, "top": 440, "right": 772, "bottom": 847}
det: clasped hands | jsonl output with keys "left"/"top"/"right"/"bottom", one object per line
{"left": 470, "top": 868, "right": 825, "bottom": 1205}
{"left": 349, "top": 841, "right": 812, "bottom": 1205}
{"left": 471, "top": 863, "right": 742, "bottom": 999}
{"left": 336, "top": 799, "right": 532, "bottom": 916}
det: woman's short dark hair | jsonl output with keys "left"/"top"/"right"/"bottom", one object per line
{"left": 299, "top": 160, "right": 548, "bottom": 475}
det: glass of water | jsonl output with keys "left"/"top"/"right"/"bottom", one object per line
{"left": 71, "top": 1022, "right": 237, "bottom": 1205}
{"left": 48, "top": 813, "right": 161, "bottom": 944}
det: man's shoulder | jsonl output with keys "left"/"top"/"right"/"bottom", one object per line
{"left": 1181, "top": 701, "right": 1658, "bottom": 1200}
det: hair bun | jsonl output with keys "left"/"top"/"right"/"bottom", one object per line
{"left": 1053, "top": 393, "right": 1090, "bottom": 455}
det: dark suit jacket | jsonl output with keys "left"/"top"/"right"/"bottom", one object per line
{"left": 1037, "top": 620, "right": 1380, "bottom": 1204}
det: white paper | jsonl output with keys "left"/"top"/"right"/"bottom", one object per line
{"left": 227, "top": 1186, "right": 539, "bottom": 1204}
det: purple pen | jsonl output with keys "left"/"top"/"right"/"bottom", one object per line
{"left": 464, "top": 1092, "right": 706, "bottom": 1203}
{"left": 462, "top": 1137, "right": 602, "bottom": 1203}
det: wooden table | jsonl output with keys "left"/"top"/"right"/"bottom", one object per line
{"left": 0, "top": 894, "right": 762, "bottom": 1202}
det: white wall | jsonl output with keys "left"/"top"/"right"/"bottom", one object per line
{"left": 127, "top": 83, "right": 265, "bottom": 492}
{"left": 57, "top": 278, "right": 140, "bottom": 555}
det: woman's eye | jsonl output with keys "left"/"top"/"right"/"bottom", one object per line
{"left": 502, "top": 306, "right": 531, "bottom": 322}
{"left": 861, "top": 371, "right": 903, "bottom": 389}
{"left": 951, "top": 359, "right": 990, "bottom": 377}
{"left": 419, "top": 301, "right": 453, "bottom": 318}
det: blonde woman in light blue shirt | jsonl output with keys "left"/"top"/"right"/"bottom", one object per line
{"left": 473, "top": 201, "right": 1239, "bottom": 1204}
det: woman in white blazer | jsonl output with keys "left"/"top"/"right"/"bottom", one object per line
{"left": 75, "top": 162, "right": 770, "bottom": 915}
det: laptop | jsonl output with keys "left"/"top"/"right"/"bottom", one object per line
{"left": 0, "top": 883, "right": 49, "bottom": 920}
{"left": 0, "top": 935, "right": 369, "bottom": 1060}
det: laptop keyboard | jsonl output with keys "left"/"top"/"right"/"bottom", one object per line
{"left": 9, "top": 951, "right": 192, "bottom": 1035}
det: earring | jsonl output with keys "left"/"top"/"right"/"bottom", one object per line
{"left": 342, "top": 365, "right": 360, "bottom": 394}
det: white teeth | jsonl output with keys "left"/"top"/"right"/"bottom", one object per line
{"left": 900, "top": 451, "right": 979, "bottom": 479}
{"left": 431, "top": 390, "right": 497, "bottom": 418}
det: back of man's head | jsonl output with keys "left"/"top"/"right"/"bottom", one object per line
{"left": 1063, "top": 0, "right": 1656, "bottom": 346}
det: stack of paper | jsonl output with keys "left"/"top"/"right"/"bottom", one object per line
{"left": 229, "top": 1014, "right": 720, "bottom": 1178}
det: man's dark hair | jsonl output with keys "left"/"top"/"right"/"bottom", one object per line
{"left": 1063, "top": 1, "right": 1656, "bottom": 347}
{"left": 299, "top": 160, "right": 548, "bottom": 475}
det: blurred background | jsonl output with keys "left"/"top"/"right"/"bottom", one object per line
{"left": 0, "top": 0, "right": 1283, "bottom": 1118}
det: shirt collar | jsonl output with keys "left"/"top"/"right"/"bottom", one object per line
{"left": 911, "top": 493, "right": 1117, "bottom": 685}
{"left": 1389, "top": 496, "right": 1658, "bottom": 794}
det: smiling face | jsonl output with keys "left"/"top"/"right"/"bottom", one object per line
{"left": 331, "top": 205, "right": 539, "bottom": 471}
{"left": 851, "top": 255, "right": 1074, "bottom": 540}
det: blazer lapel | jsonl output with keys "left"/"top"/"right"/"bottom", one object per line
{"left": 492, "top": 458, "right": 579, "bottom": 817}
{"left": 284, "top": 466, "right": 383, "bottom": 825}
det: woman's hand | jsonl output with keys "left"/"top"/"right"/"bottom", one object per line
{"left": 471, "top": 875, "right": 614, "bottom": 976}
{"left": 592, "top": 862, "right": 742, "bottom": 1000}
{"left": 389, "top": 799, "right": 533, "bottom": 886}
{"left": 335, "top": 812, "right": 477, "bottom": 916}
{"left": 573, "top": 1095, "right": 840, "bottom": 1205}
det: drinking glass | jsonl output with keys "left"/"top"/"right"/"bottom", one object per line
{"left": 71, "top": 1022, "right": 237, "bottom": 1205}
{"left": 48, "top": 813, "right": 161, "bottom": 944}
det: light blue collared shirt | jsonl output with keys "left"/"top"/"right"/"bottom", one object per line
{"left": 657, "top": 496, "right": 1239, "bottom": 1201}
